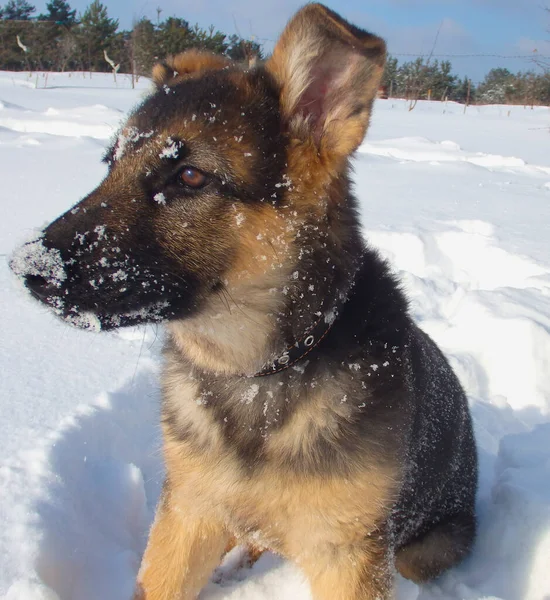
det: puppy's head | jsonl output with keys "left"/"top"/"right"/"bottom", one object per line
{"left": 10, "top": 4, "right": 385, "bottom": 331}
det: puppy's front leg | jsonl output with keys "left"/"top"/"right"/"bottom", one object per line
{"left": 134, "top": 486, "right": 229, "bottom": 600}
{"left": 303, "top": 537, "right": 393, "bottom": 600}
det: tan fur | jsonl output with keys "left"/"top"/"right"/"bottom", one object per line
{"left": 161, "top": 367, "right": 223, "bottom": 450}
{"left": 152, "top": 50, "right": 231, "bottom": 87}
{"left": 265, "top": 377, "right": 354, "bottom": 461}
{"left": 168, "top": 267, "right": 286, "bottom": 375}
{"left": 168, "top": 200, "right": 298, "bottom": 375}
{"left": 135, "top": 487, "right": 229, "bottom": 600}
{"left": 136, "top": 410, "right": 398, "bottom": 599}
{"left": 227, "top": 202, "right": 295, "bottom": 281}
{"left": 304, "top": 543, "right": 392, "bottom": 600}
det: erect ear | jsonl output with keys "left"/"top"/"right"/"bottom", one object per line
{"left": 266, "top": 3, "right": 386, "bottom": 165}
{"left": 152, "top": 49, "right": 231, "bottom": 87}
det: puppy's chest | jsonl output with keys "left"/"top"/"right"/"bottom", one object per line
{"left": 162, "top": 362, "right": 403, "bottom": 551}
{"left": 163, "top": 370, "right": 398, "bottom": 552}
{"left": 162, "top": 365, "right": 367, "bottom": 467}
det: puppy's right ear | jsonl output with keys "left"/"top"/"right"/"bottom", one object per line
{"left": 152, "top": 50, "right": 231, "bottom": 87}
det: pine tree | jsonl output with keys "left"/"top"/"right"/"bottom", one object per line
{"left": 38, "top": 0, "right": 77, "bottom": 27}
{"left": 190, "top": 24, "right": 226, "bottom": 54}
{"left": 3, "top": 0, "right": 35, "bottom": 20}
{"left": 429, "top": 60, "right": 457, "bottom": 100}
{"left": 225, "top": 34, "right": 263, "bottom": 62}
{"left": 34, "top": 1, "right": 78, "bottom": 72}
{"left": 127, "top": 17, "right": 157, "bottom": 77}
{"left": 156, "top": 17, "right": 193, "bottom": 56}
{"left": 399, "top": 57, "right": 425, "bottom": 100}
{"left": 452, "top": 77, "right": 475, "bottom": 104}
{"left": 477, "top": 68, "right": 515, "bottom": 104}
{"left": 76, "top": 0, "right": 118, "bottom": 71}
{"left": 381, "top": 55, "right": 398, "bottom": 95}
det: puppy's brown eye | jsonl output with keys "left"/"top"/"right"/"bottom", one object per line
{"left": 180, "top": 167, "right": 207, "bottom": 188}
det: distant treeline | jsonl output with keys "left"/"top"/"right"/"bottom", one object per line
{"left": 382, "top": 56, "right": 550, "bottom": 106}
{"left": 1, "top": 0, "right": 549, "bottom": 105}
{"left": 0, "top": 0, "right": 261, "bottom": 76}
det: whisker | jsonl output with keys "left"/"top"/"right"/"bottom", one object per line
{"left": 220, "top": 284, "right": 263, "bottom": 327}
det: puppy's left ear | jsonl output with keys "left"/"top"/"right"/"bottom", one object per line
{"left": 152, "top": 50, "right": 231, "bottom": 87}
{"left": 267, "top": 3, "right": 386, "bottom": 166}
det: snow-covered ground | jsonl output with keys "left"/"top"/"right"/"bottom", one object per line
{"left": 1, "top": 71, "right": 549, "bottom": 600}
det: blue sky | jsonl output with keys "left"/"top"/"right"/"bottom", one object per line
{"left": 33, "top": 0, "right": 550, "bottom": 81}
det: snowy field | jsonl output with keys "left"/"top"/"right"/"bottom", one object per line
{"left": 1, "top": 71, "right": 550, "bottom": 600}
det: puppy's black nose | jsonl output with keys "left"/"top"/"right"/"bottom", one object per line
{"left": 24, "top": 274, "right": 51, "bottom": 300}
{"left": 10, "top": 237, "right": 68, "bottom": 298}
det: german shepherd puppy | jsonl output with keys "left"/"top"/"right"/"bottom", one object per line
{"left": 11, "top": 4, "right": 477, "bottom": 599}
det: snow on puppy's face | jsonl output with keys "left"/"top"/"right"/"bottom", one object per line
{"left": 9, "top": 53, "right": 288, "bottom": 330}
